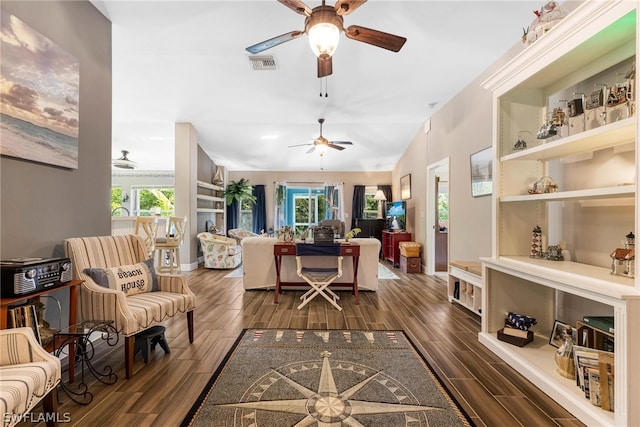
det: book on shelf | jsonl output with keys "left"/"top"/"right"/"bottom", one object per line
{"left": 573, "top": 345, "right": 614, "bottom": 412}
{"left": 582, "top": 316, "right": 614, "bottom": 334}
{"left": 501, "top": 326, "right": 529, "bottom": 339}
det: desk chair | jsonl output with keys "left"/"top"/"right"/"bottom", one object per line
{"left": 295, "top": 243, "right": 343, "bottom": 311}
{"left": 135, "top": 216, "right": 159, "bottom": 258}
{"left": 155, "top": 216, "right": 187, "bottom": 273}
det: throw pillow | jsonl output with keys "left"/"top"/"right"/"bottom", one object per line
{"left": 84, "top": 259, "right": 159, "bottom": 295}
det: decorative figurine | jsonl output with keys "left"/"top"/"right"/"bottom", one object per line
{"left": 546, "top": 244, "right": 564, "bottom": 261}
{"left": 513, "top": 131, "right": 531, "bottom": 151}
{"left": 610, "top": 232, "right": 635, "bottom": 278}
{"left": 531, "top": 225, "right": 542, "bottom": 258}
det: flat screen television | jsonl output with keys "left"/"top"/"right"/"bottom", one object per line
{"left": 385, "top": 201, "right": 406, "bottom": 231}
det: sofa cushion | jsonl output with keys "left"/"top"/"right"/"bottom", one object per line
{"left": 84, "top": 258, "right": 159, "bottom": 295}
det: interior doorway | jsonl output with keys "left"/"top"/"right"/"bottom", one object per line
{"left": 426, "top": 158, "right": 449, "bottom": 275}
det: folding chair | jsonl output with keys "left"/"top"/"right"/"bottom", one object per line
{"left": 295, "top": 242, "right": 343, "bottom": 311}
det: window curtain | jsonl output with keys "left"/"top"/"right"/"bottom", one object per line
{"left": 226, "top": 200, "right": 238, "bottom": 232}
{"left": 324, "top": 183, "right": 344, "bottom": 220}
{"left": 274, "top": 182, "right": 286, "bottom": 230}
{"left": 252, "top": 184, "right": 266, "bottom": 234}
{"left": 379, "top": 184, "right": 392, "bottom": 221}
{"left": 351, "top": 185, "right": 365, "bottom": 230}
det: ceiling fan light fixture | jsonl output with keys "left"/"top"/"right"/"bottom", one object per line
{"left": 308, "top": 22, "right": 340, "bottom": 59}
{"left": 112, "top": 150, "right": 136, "bottom": 169}
{"left": 315, "top": 143, "right": 328, "bottom": 156}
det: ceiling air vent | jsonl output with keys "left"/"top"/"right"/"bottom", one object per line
{"left": 249, "top": 55, "right": 277, "bottom": 71}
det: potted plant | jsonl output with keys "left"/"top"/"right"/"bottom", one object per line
{"left": 223, "top": 178, "right": 257, "bottom": 206}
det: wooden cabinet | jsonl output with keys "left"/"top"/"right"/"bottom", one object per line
{"left": 355, "top": 218, "right": 384, "bottom": 242}
{"left": 382, "top": 231, "right": 411, "bottom": 267}
{"left": 481, "top": 2, "right": 639, "bottom": 426}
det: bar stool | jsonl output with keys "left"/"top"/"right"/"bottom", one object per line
{"left": 155, "top": 216, "right": 187, "bottom": 273}
{"left": 135, "top": 216, "right": 159, "bottom": 259}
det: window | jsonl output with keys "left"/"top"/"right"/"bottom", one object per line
{"left": 239, "top": 198, "right": 253, "bottom": 232}
{"left": 111, "top": 187, "right": 123, "bottom": 214}
{"left": 132, "top": 186, "right": 175, "bottom": 216}
{"left": 275, "top": 182, "right": 343, "bottom": 233}
{"left": 362, "top": 186, "right": 379, "bottom": 219}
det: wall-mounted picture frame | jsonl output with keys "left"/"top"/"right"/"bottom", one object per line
{"left": 470, "top": 147, "right": 493, "bottom": 197}
{"left": 0, "top": 14, "right": 80, "bottom": 169}
{"left": 400, "top": 174, "right": 411, "bottom": 200}
{"left": 549, "top": 319, "right": 572, "bottom": 348}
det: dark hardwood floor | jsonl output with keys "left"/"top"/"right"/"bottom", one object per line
{"left": 46, "top": 263, "right": 586, "bottom": 426}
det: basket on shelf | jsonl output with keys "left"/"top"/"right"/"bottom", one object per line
{"left": 555, "top": 352, "right": 576, "bottom": 380}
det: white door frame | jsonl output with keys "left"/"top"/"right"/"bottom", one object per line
{"left": 426, "top": 157, "right": 450, "bottom": 275}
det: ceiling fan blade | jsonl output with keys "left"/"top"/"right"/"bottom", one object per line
{"left": 306, "top": 146, "right": 316, "bottom": 154}
{"left": 288, "top": 143, "right": 313, "bottom": 148}
{"left": 278, "top": 0, "right": 312, "bottom": 16}
{"left": 345, "top": 25, "right": 407, "bottom": 52}
{"left": 329, "top": 140, "right": 353, "bottom": 145}
{"left": 246, "top": 30, "right": 303, "bottom": 54}
{"left": 335, "top": 0, "right": 367, "bottom": 16}
{"left": 327, "top": 144, "right": 346, "bottom": 151}
{"left": 318, "top": 57, "right": 333, "bottom": 78}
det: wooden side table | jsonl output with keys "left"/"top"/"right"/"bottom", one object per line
{"left": 1, "top": 279, "right": 82, "bottom": 379}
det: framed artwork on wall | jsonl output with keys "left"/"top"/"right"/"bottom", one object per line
{"left": 0, "top": 14, "right": 80, "bottom": 169}
{"left": 470, "top": 147, "right": 493, "bottom": 197}
{"left": 400, "top": 174, "right": 411, "bottom": 200}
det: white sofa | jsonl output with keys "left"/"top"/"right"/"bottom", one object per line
{"left": 241, "top": 237, "right": 381, "bottom": 291}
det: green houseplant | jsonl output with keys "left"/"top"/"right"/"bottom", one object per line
{"left": 223, "top": 178, "right": 257, "bottom": 206}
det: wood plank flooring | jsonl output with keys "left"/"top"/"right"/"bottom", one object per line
{"left": 46, "top": 263, "right": 586, "bottom": 426}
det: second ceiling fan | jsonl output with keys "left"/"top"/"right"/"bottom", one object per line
{"left": 289, "top": 118, "right": 353, "bottom": 156}
{"left": 246, "top": 0, "right": 407, "bottom": 78}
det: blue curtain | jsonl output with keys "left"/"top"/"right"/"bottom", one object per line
{"left": 252, "top": 185, "right": 266, "bottom": 234}
{"left": 351, "top": 185, "right": 365, "bottom": 230}
{"left": 379, "top": 184, "right": 392, "bottom": 221}
{"left": 226, "top": 200, "right": 238, "bottom": 232}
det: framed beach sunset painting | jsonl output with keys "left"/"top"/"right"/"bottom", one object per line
{"left": 1, "top": 13, "right": 79, "bottom": 169}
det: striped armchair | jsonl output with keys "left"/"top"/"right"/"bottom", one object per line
{"left": 0, "top": 327, "right": 60, "bottom": 427}
{"left": 64, "top": 235, "right": 196, "bottom": 378}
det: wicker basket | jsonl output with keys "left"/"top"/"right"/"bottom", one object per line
{"left": 555, "top": 352, "right": 576, "bottom": 380}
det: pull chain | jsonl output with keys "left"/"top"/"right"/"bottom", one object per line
{"left": 319, "top": 77, "right": 329, "bottom": 97}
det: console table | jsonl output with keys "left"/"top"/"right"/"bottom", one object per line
{"left": 273, "top": 242, "right": 360, "bottom": 304}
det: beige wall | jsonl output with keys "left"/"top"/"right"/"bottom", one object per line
{"left": 228, "top": 170, "right": 391, "bottom": 231}
{"left": 393, "top": 41, "right": 530, "bottom": 266}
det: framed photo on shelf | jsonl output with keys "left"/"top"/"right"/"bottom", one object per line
{"left": 470, "top": 147, "right": 493, "bottom": 197}
{"left": 549, "top": 319, "right": 572, "bottom": 348}
{"left": 400, "top": 174, "right": 411, "bottom": 200}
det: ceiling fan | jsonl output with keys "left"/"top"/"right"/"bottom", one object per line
{"left": 289, "top": 118, "right": 353, "bottom": 156}
{"left": 246, "top": 0, "right": 407, "bottom": 78}
{"left": 112, "top": 150, "right": 136, "bottom": 169}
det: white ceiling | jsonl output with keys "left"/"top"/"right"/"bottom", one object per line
{"left": 92, "top": 0, "right": 540, "bottom": 172}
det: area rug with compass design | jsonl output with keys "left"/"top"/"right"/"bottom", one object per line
{"left": 181, "top": 329, "right": 472, "bottom": 427}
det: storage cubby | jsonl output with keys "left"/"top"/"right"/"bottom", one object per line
{"left": 448, "top": 261, "right": 482, "bottom": 316}
{"left": 481, "top": 2, "right": 640, "bottom": 426}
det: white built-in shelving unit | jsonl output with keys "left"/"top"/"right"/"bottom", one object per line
{"left": 481, "top": 2, "right": 640, "bottom": 426}
{"left": 196, "top": 180, "right": 225, "bottom": 231}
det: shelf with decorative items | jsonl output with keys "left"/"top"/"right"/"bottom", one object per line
{"left": 481, "top": 2, "right": 639, "bottom": 426}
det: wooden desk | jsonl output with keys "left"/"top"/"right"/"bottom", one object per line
{"left": 274, "top": 242, "right": 360, "bottom": 304}
{"left": 1, "top": 279, "right": 82, "bottom": 380}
